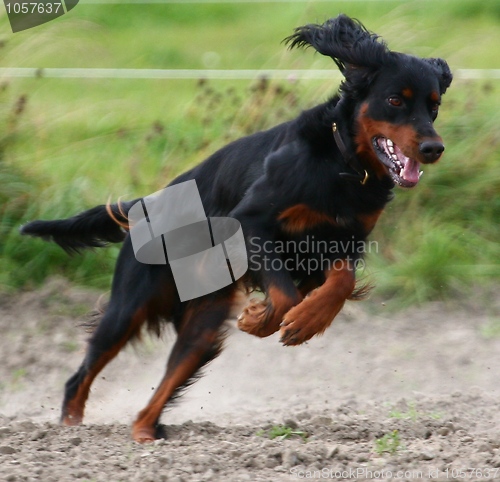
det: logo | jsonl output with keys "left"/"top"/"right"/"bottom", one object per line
{"left": 4, "top": 0, "right": 79, "bottom": 33}
{"left": 128, "top": 180, "right": 248, "bottom": 302}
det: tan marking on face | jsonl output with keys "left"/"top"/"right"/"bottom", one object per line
{"left": 402, "top": 88, "right": 414, "bottom": 99}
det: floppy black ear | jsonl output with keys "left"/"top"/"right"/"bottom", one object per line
{"left": 424, "top": 58, "right": 453, "bottom": 94}
{"left": 285, "top": 14, "right": 390, "bottom": 74}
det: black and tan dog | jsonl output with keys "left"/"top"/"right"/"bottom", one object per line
{"left": 21, "top": 15, "right": 452, "bottom": 442}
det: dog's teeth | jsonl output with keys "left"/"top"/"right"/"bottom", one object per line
{"left": 419, "top": 170, "right": 424, "bottom": 178}
{"left": 388, "top": 145, "right": 395, "bottom": 153}
{"left": 392, "top": 154, "right": 398, "bottom": 161}
{"left": 387, "top": 139, "right": 394, "bottom": 147}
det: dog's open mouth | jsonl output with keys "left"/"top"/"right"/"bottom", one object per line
{"left": 373, "top": 137, "right": 422, "bottom": 188}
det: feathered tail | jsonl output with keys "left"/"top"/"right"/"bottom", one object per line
{"left": 20, "top": 199, "right": 139, "bottom": 253}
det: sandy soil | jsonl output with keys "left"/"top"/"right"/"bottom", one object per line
{"left": 0, "top": 278, "right": 499, "bottom": 481}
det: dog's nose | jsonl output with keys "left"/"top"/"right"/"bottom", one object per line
{"left": 419, "top": 140, "right": 445, "bottom": 163}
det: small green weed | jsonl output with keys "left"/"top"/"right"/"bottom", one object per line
{"left": 257, "top": 424, "right": 308, "bottom": 442}
{"left": 374, "top": 430, "right": 401, "bottom": 455}
{"left": 389, "top": 402, "right": 442, "bottom": 421}
{"left": 389, "top": 402, "right": 420, "bottom": 422}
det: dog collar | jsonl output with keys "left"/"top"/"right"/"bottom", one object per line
{"left": 332, "top": 123, "right": 369, "bottom": 185}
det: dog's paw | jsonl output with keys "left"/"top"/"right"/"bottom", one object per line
{"left": 279, "top": 303, "right": 327, "bottom": 346}
{"left": 132, "top": 425, "right": 157, "bottom": 444}
{"left": 61, "top": 414, "right": 83, "bottom": 426}
{"left": 60, "top": 408, "right": 83, "bottom": 427}
{"left": 237, "top": 298, "right": 279, "bottom": 337}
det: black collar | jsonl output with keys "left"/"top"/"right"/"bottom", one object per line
{"left": 332, "top": 122, "right": 369, "bottom": 185}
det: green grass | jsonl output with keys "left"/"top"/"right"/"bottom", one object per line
{"left": 257, "top": 424, "right": 308, "bottom": 442}
{"left": 0, "top": 0, "right": 498, "bottom": 301}
{"left": 388, "top": 402, "right": 442, "bottom": 421}
{"left": 2, "top": 1, "right": 500, "bottom": 69}
{"left": 374, "top": 430, "right": 402, "bottom": 455}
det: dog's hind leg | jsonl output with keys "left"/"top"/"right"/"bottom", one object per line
{"left": 61, "top": 246, "right": 178, "bottom": 426}
{"left": 131, "top": 288, "right": 234, "bottom": 443}
{"left": 61, "top": 302, "right": 149, "bottom": 426}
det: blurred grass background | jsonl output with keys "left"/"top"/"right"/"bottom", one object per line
{"left": 0, "top": 0, "right": 498, "bottom": 305}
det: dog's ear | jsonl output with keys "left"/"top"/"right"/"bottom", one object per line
{"left": 285, "top": 14, "right": 389, "bottom": 74}
{"left": 424, "top": 58, "right": 453, "bottom": 94}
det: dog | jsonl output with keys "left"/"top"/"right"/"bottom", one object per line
{"left": 20, "top": 15, "right": 452, "bottom": 443}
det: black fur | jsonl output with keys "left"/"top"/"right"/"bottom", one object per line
{"left": 20, "top": 201, "right": 137, "bottom": 253}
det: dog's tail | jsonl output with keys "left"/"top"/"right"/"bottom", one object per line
{"left": 20, "top": 198, "right": 139, "bottom": 253}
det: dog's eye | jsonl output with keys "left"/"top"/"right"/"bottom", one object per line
{"left": 430, "top": 103, "right": 440, "bottom": 120}
{"left": 388, "top": 96, "right": 403, "bottom": 107}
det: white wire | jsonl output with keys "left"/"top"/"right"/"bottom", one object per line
{"left": 0, "top": 68, "right": 337, "bottom": 80}
{"left": 0, "top": 67, "right": 498, "bottom": 80}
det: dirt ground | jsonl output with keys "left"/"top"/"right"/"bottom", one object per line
{"left": 0, "top": 277, "right": 499, "bottom": 481}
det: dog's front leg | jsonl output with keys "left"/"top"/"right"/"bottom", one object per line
{"left": 279, "top": 259, "right": 355, "bottom": 345}
{"left": 238, "top": 230, "right": 302, "bottom": 337}
{"left": 231, "top": 146, "right": 308, "bottom": 337}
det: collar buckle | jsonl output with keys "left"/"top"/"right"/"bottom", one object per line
{"left": 333, "top": 122, "right": 369, "bottom": 185}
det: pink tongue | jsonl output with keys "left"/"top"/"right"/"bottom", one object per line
{"left": 401, "top": 158, "right": 420, "bottom": 184}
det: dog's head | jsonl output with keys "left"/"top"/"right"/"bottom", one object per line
{"left": 286, "top": 15, "right": 452, "bottom": 188}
